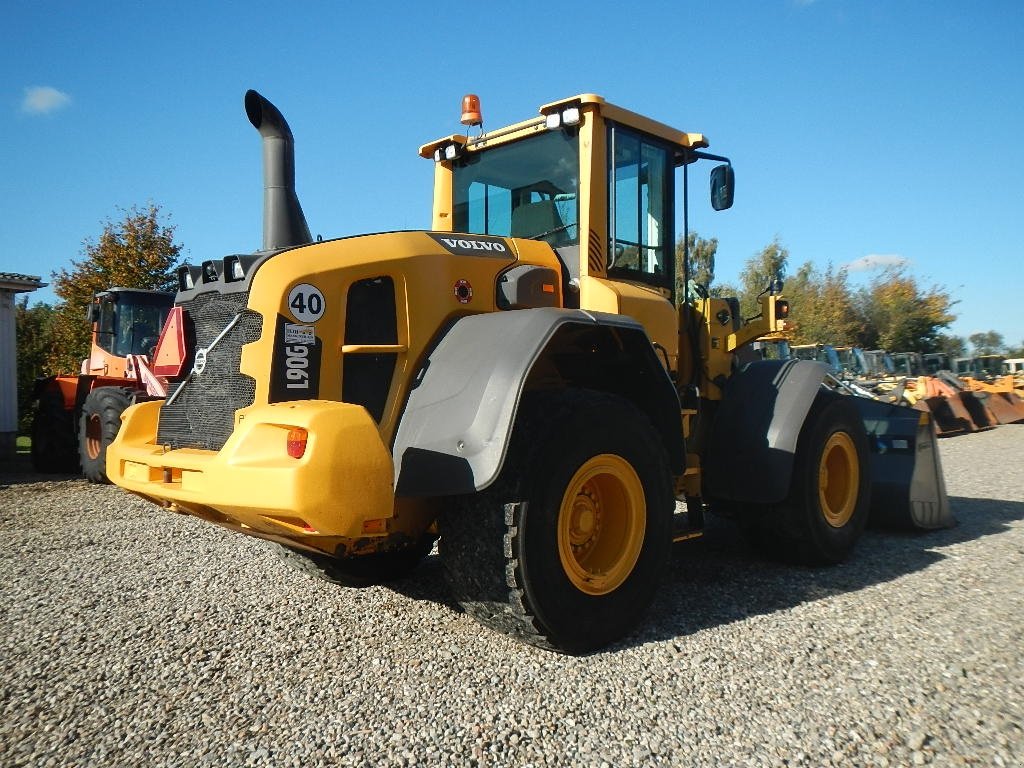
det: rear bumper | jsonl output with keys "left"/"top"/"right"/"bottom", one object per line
{"left": 107, "top": 400, "right": 396, "bottom": 546}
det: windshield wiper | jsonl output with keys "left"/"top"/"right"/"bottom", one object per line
{"left": 526, "top": 222, "right": 576, "bottom": 241}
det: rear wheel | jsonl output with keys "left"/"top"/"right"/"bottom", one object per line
{"left": 79, "top": 387, "right": 134, "bottom": 484}
{"left": 439, "top": 390, "right": 673, "bottom": 654}
{"left": 30, "top": 389, "right": 79, "bottom": 474}
{"left": 272, "top": 537, "right": 436, "bottom": 588}
{"left": 778, "top": 393, "right": 870, "bottom": 564}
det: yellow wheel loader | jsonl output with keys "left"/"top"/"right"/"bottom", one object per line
{"left": 107, "top": 91, "right": 950, "bottom": 653}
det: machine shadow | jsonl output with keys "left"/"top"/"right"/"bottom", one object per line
{"left": 390, "top": 495, "right": 1024, "bottom": 652}
{"left": 0, "top": 457, "right": 80, "bottom": 488}
{"left": 631, "top": 494, "right": 1024, "bottom": 649}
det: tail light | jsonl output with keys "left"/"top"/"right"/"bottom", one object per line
{"left": 286, "top": 427, "right": 308, "bottom": 459}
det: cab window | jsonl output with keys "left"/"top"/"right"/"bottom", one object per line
{"left": 453, "top": 129, "right": 580, "bottom": 247}
{"left": 608, "top": 124, "right": 673, "bottom": 290}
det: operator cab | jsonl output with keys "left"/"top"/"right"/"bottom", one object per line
{"left": 90, "top": 288, "right": 174, "bottom": 358}
{"left": 421, "top": 94, "right": 733, "bottom": 309}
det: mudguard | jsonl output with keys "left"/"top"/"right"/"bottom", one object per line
{"left": 392, "top": 307, "right": 683, "bottom": 497}
{"left": 703, "top": 359, "right": 829, "bottom": 504}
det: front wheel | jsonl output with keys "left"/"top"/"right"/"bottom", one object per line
{"left": 79, "top": 387, "right": 134, "bottom": 484}
{"left": 778, "top": 393, "right": 871, "bottom": 564}
{"left": 439, "top": 390, "right": 673, "bottom": 654}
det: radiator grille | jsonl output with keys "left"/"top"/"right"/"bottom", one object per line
{"left": 157, "top": 291, "right": 262, "bottom": 451}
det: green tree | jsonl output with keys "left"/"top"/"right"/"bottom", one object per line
{"left": 48, "top": 204, "right": 182, "bottom": 373}
{"left": 15, "top": 297, "right": 56, "bottom": 433}
{"left": 737, "top": 237, "right": 789, "bottom": 320}
{"left": 968, "top": 330, "right": 1005, "bottom": 355}
{"left": 674, "top": 231, "right": 719, "bottom": 301}
{"left": 785, "top": 262, "right": 863, "bottom": 346}
{"left": 855, "top": 265, "right": 956, "bottom": 352}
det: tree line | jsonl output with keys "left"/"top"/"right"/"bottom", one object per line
{"left": 14, "top": 211, "right": 1022, "bottom": 434}
{"left": 675, "top": 233, "right": 1022, "bottom": 359}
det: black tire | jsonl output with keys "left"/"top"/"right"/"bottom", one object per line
{"left": 272, "top": 537, "right": 436, "bottom": 588}
{"left": 439, "top": 389, "right": 674, "bottom": 654}
{"left": 79, "top": 387, "right": 134, "bottom": 484}
{"left": 777, "top": 393, "right": 871, "bottom": 565}
{"left": 30, "top": 389, "right": 79, "bottom": 474}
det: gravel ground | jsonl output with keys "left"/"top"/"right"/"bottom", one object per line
{"left": 1, "top": 425, "right": 1022, "bottom": 767}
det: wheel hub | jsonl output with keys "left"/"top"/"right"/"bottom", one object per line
{"left": 85, "top": 413, "right": 102, "bottom": 460}
{"left": 568, "top": 488, "right": 601, "bottom": 551}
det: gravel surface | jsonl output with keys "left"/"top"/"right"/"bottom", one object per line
{"left": 1, "top": 425, "right": 1022, "bottom": 767}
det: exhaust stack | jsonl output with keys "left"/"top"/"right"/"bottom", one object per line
{"left": 244, "top": 89, "right": 312, "bottom": 252}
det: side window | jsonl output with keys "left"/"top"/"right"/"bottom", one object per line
{"left": 95, "top": 301, "right": 116, "bottom": 354}
{"left": 608, "top": 125, "right": 672, "bottom": 288}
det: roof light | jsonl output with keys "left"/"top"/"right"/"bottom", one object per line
{"left": 225, "top": 256, "right": 245, "bottom": 282}
{"left": 561, "top": 106, "right": 581, "bottom": 126}
{"left": 201, "top": 261, "right": 219, "bottom": 283}
{"left": 460, "top": 94, "right": 482, "bottom": 127}
{"left": 545, "top": 112, "right": 561, "bottom": 130}
{"left": 177, "top": 266, "right": 194, "bottom": 291}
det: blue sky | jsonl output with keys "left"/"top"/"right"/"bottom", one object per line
{"left": 3, "top": 0, "right": 1022, "bottom": 348}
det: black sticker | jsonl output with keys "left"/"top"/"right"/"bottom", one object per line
{"left": 270, "top": 314, "right": 322, "bottom": 402}
{"left": 427, "top": 233, "right": 514, "bottom": 258}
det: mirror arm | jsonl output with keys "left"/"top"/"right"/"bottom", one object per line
{"left": 689, "top": 150, "right": 731, "bottom": 165}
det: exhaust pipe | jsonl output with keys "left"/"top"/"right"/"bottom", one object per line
{"left": 244, "top": 90, "right": 312, "bottom": 252}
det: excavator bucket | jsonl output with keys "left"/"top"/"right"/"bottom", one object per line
{"left": 851, "top": 397, "right": 954, "bottom": 530}
{"left": 980, "top": 391, "right": 1024, "bottom": 424}
{"left": 958, "top": 391, "right": 997, "bottom": 430}
{"left": 914, "top": 396, "right": 973, "bottom": 436}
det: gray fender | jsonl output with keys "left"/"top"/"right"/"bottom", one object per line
{"left": 392, "top": 307, "right": 683, "bottom": 497}
{"left": 703, "top": 359, "right": 829, "bottom": 504}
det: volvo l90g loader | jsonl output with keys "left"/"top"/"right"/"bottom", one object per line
{"left": 107, "top": 91, "right": 949, "bottom": 653}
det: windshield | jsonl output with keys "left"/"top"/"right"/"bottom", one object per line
{"left": 453, "top": 129, "right": 580, "bottom": 246}
{"left": 96, "top": 293, "right": 171, "bottom": 357}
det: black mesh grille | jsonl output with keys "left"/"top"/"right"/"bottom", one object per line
{"left": 157, "top": 291, "right": 262, "bottom": 451}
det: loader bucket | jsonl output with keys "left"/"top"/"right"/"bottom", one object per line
{"left": 851, "top": 397, "right": 954, "bottom": 530}
{"left": 915, "top": 395, "right": 973, "bottom": 436}
{"left": 981, "top": 391, "right": 1024, "bottom": 424}
{"left": 958, "top": 391, "right": 997, "bottom": 430}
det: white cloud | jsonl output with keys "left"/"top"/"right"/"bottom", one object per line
{"left": 844, "top": 253, "right": 909, "bottom": 272}
{"left": 21, "top": 86, "right": 71, "bottom": 115}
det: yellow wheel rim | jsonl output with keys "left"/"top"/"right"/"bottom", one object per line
{"left": 818, "top": 432, "right": 859, "bottom": 528}
{"left": 557, "top": 454, "right": 646, "bottom": 595}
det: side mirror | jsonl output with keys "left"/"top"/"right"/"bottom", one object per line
{"left": 710, "top": 164, "right": 735, "bottom": 211}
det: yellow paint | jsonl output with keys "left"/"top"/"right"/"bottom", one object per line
{"left": 580, "top": 276, "right": 678, "bottom": 370}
